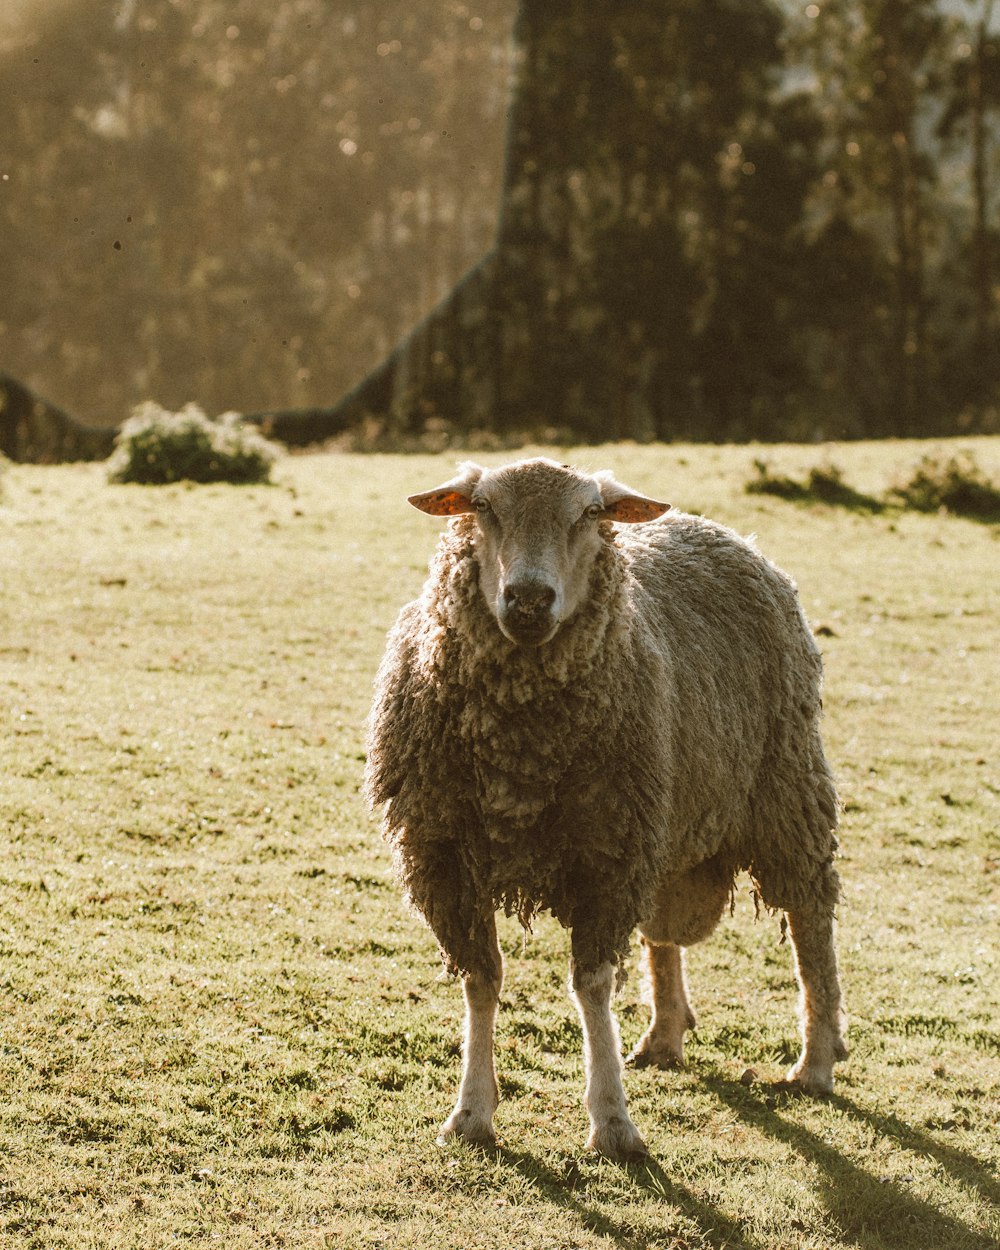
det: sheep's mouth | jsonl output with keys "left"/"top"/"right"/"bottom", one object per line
{"left": 498, "top": 617, "right": 560, "bottom": 648}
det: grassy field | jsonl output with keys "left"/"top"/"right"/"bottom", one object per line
{"left": 1, "top": 438, "right": 998, "bottom": 1250}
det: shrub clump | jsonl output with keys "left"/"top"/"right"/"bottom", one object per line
{"left": 889, "top": 451, "right": 1000, "bottom": 521}
{"left": 108, "top": 402, "right": 279, "bottom": 485}
{"left": 745, "top": 459, "right": 808, "bottom": 502}
{"left": 746, "top": 460, "right": 883, "bottom": 511}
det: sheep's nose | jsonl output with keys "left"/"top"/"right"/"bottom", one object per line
{"left": 502, "top": 580, "right": 556, "bottom": 613}
{"left": 498, "top": 577, "right": 560, "bottom": 646}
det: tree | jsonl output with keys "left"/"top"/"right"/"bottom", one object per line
{"left": 938, "top": 0, "right": 1000, "bottom": 415}
{"left": 325, "top": 0, "right": 821, "bottom": 443}
{"left": 794, "top": 0, "right": 947, "bottom": 435}
{"left": 0, "top": 1, "right": 511, "bottom": 425}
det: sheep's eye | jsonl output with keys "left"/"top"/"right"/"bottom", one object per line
{"left": 472, "top": 497, "right": 493, "bottom": 516}
{"left": 584, "top": 503, "right": 604, "bottom": 521}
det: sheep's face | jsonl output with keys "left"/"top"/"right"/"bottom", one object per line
{"left": 409, "top": 458, "right": 668, "bottom": 647}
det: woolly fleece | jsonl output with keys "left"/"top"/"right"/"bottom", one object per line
{"left": 365, "top": 496, "right": 839, "bottom": 980}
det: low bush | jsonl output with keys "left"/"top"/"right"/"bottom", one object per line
{"left": 746, "top": 460, "right": 884, "bottom": 512}
{"left": 889, "top": 450, "right": 1000, "bottom": 521}
{"left": 745, "top": 459, "right": 808, "bottom": 502}
{"left": 107, "top": 402, "right": 279, "bottom": 485}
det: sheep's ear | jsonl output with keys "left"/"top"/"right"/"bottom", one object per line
{"left": 408, "top": 462, "right": 484, "bottom": 516}
{"left": 408, "top": 488, "right": 475, "bottom": 516}
{"left": 596, "top": 472, "right": 669, "bottom": 523}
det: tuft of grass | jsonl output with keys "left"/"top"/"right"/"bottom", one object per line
{"left": 746, "top": 459, "right": 885, "bottom": 511}
{"left": 1, "top": 437, "right": 998, "bottom": 1249}
{"left": 888, "top": 450, "right": 1000, "bottom": 521}
{"left": 747, "top": 448, "right": 1000, "bottom": 522}
{"left": 745, "top": 457, "right": 810, "bottom": 501}
{"left": 107, "top": 401, "right": 279, "bottom": 485}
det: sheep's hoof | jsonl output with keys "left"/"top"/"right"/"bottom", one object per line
{"left": 587, "top": 1115, "right": 648, "bottom": 1163}
{"left": 626, "top": 1035, "right": 685, "bottom": 1071}
{"left": 438, "top": 1108, "right": 497, "bottom": 1149}
{"left": 780, "top": 1061, "right": 834, "bottom": 1097}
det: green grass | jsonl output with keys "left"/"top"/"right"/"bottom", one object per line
{"left": 1, "top": 438, "right": 998, "bottom": 1249}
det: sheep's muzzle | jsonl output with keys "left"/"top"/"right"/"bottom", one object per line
{"left": 498, "top": 577, "right": 560, "bottom": 647}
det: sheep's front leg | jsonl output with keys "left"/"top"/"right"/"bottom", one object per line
{"left": 438, "top": 919, "right": 503, "bottom": 1148}
{"left": 570, "top": 960, "right": 647, "bottom": 1161}
{"left": 783, "top": 902, "right": 848, "bottom": 1095}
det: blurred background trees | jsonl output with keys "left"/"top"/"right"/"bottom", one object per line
{"left": 0, "top": 0, "right": 513, "bottom": 432}
{"left": 0, "top": 0, "right": 997, "bottom": 444}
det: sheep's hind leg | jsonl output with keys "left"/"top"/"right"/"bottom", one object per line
{"left": 571, "top": 961, "right": 647, "bottom": 1161}
{"left": 628, "top": 940, "right": 695, "bottom": 1069}
{"left": 438, "top": 923, "right": 503, "bottom": 1148}
{"left": 782, "top": 901, "right": 848, "bottom": 1095}
{"left": 630, "top": 859, "right": 731, "bottom": 1069}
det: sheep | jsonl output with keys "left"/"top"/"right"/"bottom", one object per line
{"left": 364, "top": 457, "right": 846, "bottom": 1160}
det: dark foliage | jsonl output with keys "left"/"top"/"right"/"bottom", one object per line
{"left": 889, "top": 451, "right": 1000, "bottom": 520}
{"left": 1, "top": 1, "right": 998, "bottom": 445}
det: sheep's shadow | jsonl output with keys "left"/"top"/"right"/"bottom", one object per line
{"left": 700, "top": 1070, "right": 998, "bottom": 1250}
{"left": 498, "top": 1145, "right": 766, "bottom": 1250}
{"left": 835, "top": 1091, "right": 999, "bottom": 1209}
{"left": 488, "top": 1071, "right": 997, "bottom": 1250}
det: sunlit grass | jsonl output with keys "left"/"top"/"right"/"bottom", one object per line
{"left": 1, "top": 438, "right": 997, "bottom": 1248}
